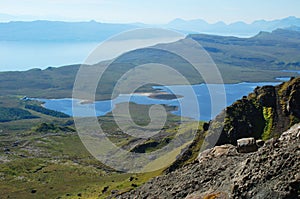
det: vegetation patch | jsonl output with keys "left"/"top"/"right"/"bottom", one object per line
{"left": 0, "top": 107, "right": 38, "bottom": 122}
{"left": 34, "top": 122, "right": 75, "bottom": 133}
{"left": 25, "top": 104, "right": 70, "bottom": 118}
{"left": 262, "top": 107, "right": 274, "bottom": 140}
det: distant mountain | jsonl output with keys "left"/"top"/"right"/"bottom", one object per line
{"left": 0, "top": 20, "right": 138, "bottom": 41}
{"left": 286, "top": 25, "right": 300, "bottom": 32}
{"left": 1, "top": 16, "right": 300, "bottom": 42}
{"left": 187, "top": 28, "right": 300, "bottom": 71}
{"left": 164, "top": 16, "right": 300, "bottom": 37}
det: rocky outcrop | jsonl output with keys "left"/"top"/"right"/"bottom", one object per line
{"left": 204, "top": 77, "right": 300, "bottom": 147}
{"left": 115, "top": 123, "right": 300, "bottom": 199}
{"left": 166, "top": 77, "right": 300, "bottom": 173}
{"left": 113, "top": 78, "right": 300, "bottom": 199}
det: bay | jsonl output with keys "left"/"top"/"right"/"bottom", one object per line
{"left": 37, "top": 82, "right": 282, "bottom": 121}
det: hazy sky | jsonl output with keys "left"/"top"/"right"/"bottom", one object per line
{"left": 1, "top": 0, "right": 300, "bottom": 24}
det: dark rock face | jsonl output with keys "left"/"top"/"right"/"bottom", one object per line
{"left": 287, "top": 88, "right": 300, "bottom": 118}
{"left": 115, "top": 124, "right": 300, "bottom": 199}
{"left": 222, "top": 98, "right": 265, "bottom": 144}
{"left": 256, "top": 85, "right": 276, "bottom": 107}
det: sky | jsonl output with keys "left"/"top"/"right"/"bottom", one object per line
{"left": 1, "top": 0, "right": 300, "bottom": 24}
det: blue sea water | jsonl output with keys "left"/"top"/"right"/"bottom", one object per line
{"left": 37, "top": 82, "right": 282, "bottom": 121}
{"left": 0, "top": 41, "right": 99, "bottom": 71}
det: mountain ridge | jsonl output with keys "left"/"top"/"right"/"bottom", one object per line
{"left": 1, "top": 16, "right": 300, "bottom": 41}
{"left": 165, "top": 16, "right": 300, "bottom": 36}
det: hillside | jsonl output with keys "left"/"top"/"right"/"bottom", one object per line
{"left": 116, "top": 123, "right": 300, "bottom": 199}
{"left": 0, "top": 65, "right": 80, "bottom": 99}
{"left": 0, "top": 96, "right": 189, "bottom": 198}
{"left": 189, "top": 29, "right": 300, "bottom": 71}
{"left": 115, "top": 77, "right": 300, "bottom": 199}
{"left": 1, "top": 29, "right": 300, "bottom": 100}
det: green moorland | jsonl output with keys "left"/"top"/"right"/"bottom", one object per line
{"left": 0, "top": 96, "right": 202, "bottom": 198}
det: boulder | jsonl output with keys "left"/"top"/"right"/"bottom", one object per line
{"left": 256, "top": 139, "right": 265, "bottom": 148}
{"left": 279, "top": 124, "right": 300, "bottom": 141}
{"left": 237, "top": 137, "right": 258, "bottom": 153}
{"left": 185, "top": 191, "right": 229, "bottom": 199}
{"left": 198, "top": 144, "right": 236, "bottom": 163}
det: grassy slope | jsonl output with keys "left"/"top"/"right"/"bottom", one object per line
{"left": 0, "top": 96, "right": 198, "bottom": 198}
{"left": 0, "top": 132, "right": 165, "bottom": 199}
